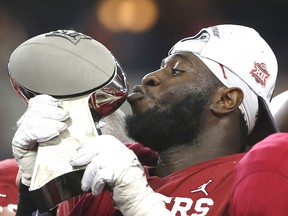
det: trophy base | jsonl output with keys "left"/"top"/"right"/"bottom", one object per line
{"left": 30, "top": 169, "right": 85, "bottom": 213}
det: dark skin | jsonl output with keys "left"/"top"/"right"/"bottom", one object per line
{"left": 127, "top": 52, "right": 245, "bottom": 177}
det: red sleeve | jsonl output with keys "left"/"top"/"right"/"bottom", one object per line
{"left": 230, "top": 133, "right": 288, "bottom": 215}
{"left": 125, "top": 142, "right": 158, "bottom": 166}
{"left": 0, "top": 158, "right": 19, "bottom": 207}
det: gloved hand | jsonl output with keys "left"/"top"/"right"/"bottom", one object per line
{"left": 12, "top": 95, "right": 69, "bottom": 186}
{"left": 70, "top": 135, "right": 172, "bottom": 216}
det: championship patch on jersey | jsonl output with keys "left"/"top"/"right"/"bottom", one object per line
{"left": 45, "top": 30, "right": 91, "bottom": 44}
{"left": 250, "top": 62, "right": 270, "bottom": 86}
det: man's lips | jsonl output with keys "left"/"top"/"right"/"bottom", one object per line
{"left": 127, "top": 92, "right": 145, "bottom": 104}
{"left": 127, "top": 85, "right": 146, "bottom": 104}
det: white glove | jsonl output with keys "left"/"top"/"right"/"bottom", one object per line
{"left": 70, "top": 135, "right": 172, "bottom": 216}
{"left": 12, "top": 94, "right": 69, "bottom": 186}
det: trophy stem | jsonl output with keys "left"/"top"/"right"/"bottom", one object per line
{"left": 29, "top": 94, "right": 98, "bottom": 212}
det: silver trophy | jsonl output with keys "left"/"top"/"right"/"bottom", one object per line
{"left": 8, "top": 30, "right": 128, "bottom": 212}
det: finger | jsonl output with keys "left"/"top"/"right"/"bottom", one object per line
{"left": 19, "top": 94, "right": 61, "bottom": 125}
{"left": 28, "top": 105, "right": 70, "bottom": 121}
{"left": 16, "top": 95, "right": 61, "bottom": 127}
{"left": 70, "top": 145, "right": 99, "bottom": 167}
{"left": 80, "top": 158, "right": 102, "bottom": 192}
{"left": 17, "top": 104, "right": 69, "bottom": 128}
{"left": 90, "top": 168, "right": 113, "bottom": 195}
{"left": 28, "top": 94, "right": 59, "bottom": 107}
{"left": 13, "top": 118, "right": 67, "bottom": 149}
{"left": 91, "top": 179, "right": 105, "bottom": 196}
{"left": 33, "top": 119, "right": 68, "bottom": 142}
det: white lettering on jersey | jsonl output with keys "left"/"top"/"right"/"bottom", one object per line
{"left": 192, "top": 198, "right": 214, "bottom": 216}
{"left": 157, "top": 180, "right": 215, "bottom": 215}
{"left": 0, "top": 204, "right": 17, "bottom": 213}
{"left": 159, "top": 195, "right": 214, "bottom": 216}
{"left": 171, "top": 197, "right": 193, "bottom": 216}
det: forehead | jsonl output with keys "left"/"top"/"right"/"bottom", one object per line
{"left": 162, "top": 51, "right": 206, "bottom": 67}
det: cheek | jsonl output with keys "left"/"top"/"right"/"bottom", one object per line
{"left": 131, "top": 96, "right": 157, "bottom": 114}
{"left": 159, "top": 84, "right": 193, "bottom": 102}
{"left": 159, "top": 90, "right": 178, "bottom": 101}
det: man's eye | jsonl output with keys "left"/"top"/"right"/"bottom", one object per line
{"left": 172, "top": 68, "right": 184, "bottom": 76}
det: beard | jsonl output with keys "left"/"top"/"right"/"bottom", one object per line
{"left": 125, "top": 84, "right": 213, "bottom": 152}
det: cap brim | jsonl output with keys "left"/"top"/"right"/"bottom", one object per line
{"left": 246, "top": 97, "right": 279, "bottom": 147}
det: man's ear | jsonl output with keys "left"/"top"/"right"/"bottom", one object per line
{"left": 210, "top": 87, "right": 244, "bottom": 115}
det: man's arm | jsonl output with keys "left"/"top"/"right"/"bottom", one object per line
{"left": 230, "top": 133, "right": 288, "bottom": 215}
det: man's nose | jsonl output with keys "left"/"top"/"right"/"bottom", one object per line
{"left": 141, "top": 71, "right": 161, "bottom": 86}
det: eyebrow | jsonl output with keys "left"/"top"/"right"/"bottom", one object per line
{"left": 161, "top": 53, "right": 194, "bottom": 68}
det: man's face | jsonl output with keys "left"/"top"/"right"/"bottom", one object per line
{"left": 125, "top": 52, "right": 220, "bottom": 152}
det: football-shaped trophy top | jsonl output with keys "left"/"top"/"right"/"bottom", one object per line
{"left": 8, "top": 29, "right": 128, "bottom": 119}
{"left": 8, "top": 29, "right": 119, "bottom": 97}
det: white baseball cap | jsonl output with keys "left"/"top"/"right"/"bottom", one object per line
{"left": 169, "top": 24, "right": 278, "bottom": 143}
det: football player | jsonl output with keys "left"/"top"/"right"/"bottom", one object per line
{"left": 11, "top": 24, "right": 279, "bottom": 216}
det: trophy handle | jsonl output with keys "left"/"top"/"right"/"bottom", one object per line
{"left": 29, "top": 94, "right": 98, "bottom": 212}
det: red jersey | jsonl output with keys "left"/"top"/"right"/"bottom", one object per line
{"left": 58, "top": 143, "right": 244, "bottom": 216}
{"left": 0, "top": 158, "right": 19, "bottom": 212}
{"left": 230, "top": 132, "right": 288, "bottom": 216}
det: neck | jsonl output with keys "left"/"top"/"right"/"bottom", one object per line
{"left": 156, "top": 145, "right": 195, "bottom": 177}
{"left": 155, "top": 143, "right": 209, "bottom": 177}
{"left": 155, "top": 131, "right": 243, "bottom": 177}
